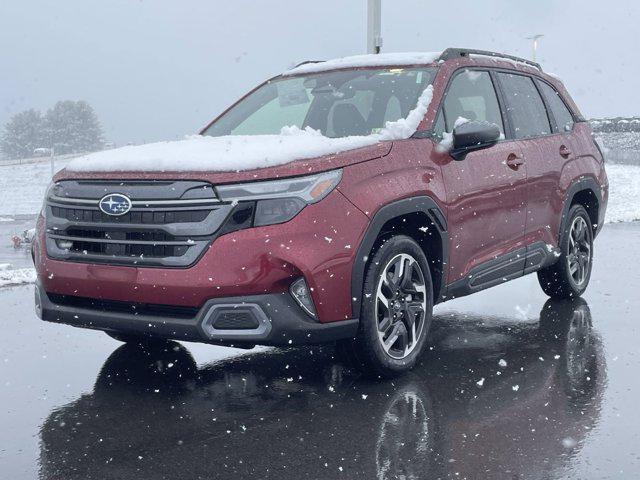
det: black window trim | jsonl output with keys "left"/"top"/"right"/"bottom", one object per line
{"left": 488, "top": 69, "right": 513, "bottom": 140}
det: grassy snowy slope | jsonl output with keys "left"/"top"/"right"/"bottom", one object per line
{"left": 0, "top": 159, "right": 70, "bottom": 216}
{"left": 605, "top": 163, "right": 640, "bottom": 223}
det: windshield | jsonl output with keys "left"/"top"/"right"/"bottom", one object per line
{"left": 202, "top": 67, "right": 437, "bottom": 138}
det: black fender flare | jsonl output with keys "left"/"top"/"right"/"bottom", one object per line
{"left": 351, "top": 196, "right": 448, "bottom": 315}
{"left": 559, "top": 176, "right": 603, "bottom": 245}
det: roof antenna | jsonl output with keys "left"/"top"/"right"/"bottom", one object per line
{"left": 367, "top": 0, "right": 382, "bottom": 54}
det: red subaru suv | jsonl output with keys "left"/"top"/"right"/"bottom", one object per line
{"left": 34, "top": 48, "right": 608, "bottom": 376}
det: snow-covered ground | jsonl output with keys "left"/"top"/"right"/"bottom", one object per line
{"left": 605, "top": 163, "right": 640, "bottom": 223}
{"left": 0, "top": 159, "right": 70, "bottom": 216}
{"left": 0, "top": 263, "right": 37, "bottom": 287}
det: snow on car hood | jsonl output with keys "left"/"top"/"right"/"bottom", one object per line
{"left": 66, "top": 85, "right": 433, "bottom": 173}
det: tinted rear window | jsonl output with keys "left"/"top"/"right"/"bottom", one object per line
{"left": 497, "top": 73, "right": 551, "bottom": 139}
{"left": 538, "top": 81, "right": 575, "bottom": 133}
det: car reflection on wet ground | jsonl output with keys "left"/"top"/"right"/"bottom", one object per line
{"left": 36, "top": 300, "right": 603, "bottom": 480}
{"left": 2, "top": 223, "right": 640, "bottom": 479}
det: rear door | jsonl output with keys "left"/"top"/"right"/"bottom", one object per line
{"left": 436, "top": 69, "right": 528, "bottom": 288}
{"left": 494, "top": 72, "right": 556, "bottom": 259}
{"left": 530, "top": 79, "right": 580, "bottom": 248}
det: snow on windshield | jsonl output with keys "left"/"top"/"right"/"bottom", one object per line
{"left": 67, "top": 85, "right": 434, "bottom": 173}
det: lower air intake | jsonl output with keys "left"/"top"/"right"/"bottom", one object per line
{"left": 211, "top": 310, "right": 260, "bottom": 330}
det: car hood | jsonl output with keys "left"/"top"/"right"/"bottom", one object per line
{"left": 54, "top": 133, "right": 392, "bottom": 184}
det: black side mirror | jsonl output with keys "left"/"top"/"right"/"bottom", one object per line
{"left": 450, "top": 121, "right": 501, "bottom": 161}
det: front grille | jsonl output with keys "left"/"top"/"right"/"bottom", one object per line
{"left": 45, "top": 180, "right": 235, "bottom": 267}
{"left": 51, "top": 206, "right": 210, "bottom": 224}
{"left": 57, "top": 227, "right": 189, "bottom": 259}
{"left": 47, "top": 293, "right": 200, "bottom": 319}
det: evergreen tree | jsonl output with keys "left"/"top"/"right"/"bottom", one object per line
{"left": 1, "top": 101, "right": 105, "bottom": 159}
{"left": 0, "top": 109, "right": 45, "bottom": 159}
{"left": 44, "top": 100, "right": 104, "bottom": 154}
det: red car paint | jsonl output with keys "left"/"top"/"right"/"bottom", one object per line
{"left": 34, "top": 53, "right": 608, "bottom": 332}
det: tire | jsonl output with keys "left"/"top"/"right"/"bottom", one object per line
{"left": 338, "top": 235, "right": 434, "bottom": 377}
{"left": 538, "top": 204, "right": 594, "bottom": 299}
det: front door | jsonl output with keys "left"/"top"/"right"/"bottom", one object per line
{"left": 434, "top": 69, "right": 528, "bottom": 288}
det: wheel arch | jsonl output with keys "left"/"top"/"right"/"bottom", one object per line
{"left": 560, "top": 177, "right": 602, "bottom": 244}
{"left": 351, "top": 196, "right": 449, "bottom": 315}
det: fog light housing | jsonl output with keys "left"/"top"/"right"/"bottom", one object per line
{"left": 56, "top": 240, "right": 73, "bottom": 250}
{"left": 290, "top": 277, "right": 316, "bottom": 318}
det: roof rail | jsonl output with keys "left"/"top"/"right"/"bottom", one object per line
{"left": 439, "top": 48, "right": 542, "bottom": 71}
{"left": 292, "top": 60, "right": 325, "bottom": 68}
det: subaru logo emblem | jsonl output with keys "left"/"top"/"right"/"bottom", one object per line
{"left": 99, "top": 193, "right": 132, "bottom": 216}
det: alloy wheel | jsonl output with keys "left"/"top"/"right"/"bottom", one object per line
{"left": 375, "top": 254, "right": 428, "bottom": 360}
{"left": 567, "top": 216, "right": 591, "bottom": 286}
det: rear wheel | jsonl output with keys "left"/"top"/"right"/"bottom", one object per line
{"left": 538, "top": 204, "right": 594, "bottom": 299}
{"left": 339, "top": 235, "right": 433, "bottom": 377}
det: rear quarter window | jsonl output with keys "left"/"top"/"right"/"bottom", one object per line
{"left": 538, "top": 81, "right": 575, "bottom": 133}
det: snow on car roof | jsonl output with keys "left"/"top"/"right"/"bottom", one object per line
{"left": 283, "top": 52, "right": 442, "bottom": 76}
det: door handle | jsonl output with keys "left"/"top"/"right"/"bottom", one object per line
{"left": 559, "top": 145, "right": 572, "bottom": 158}
{"left": 506, "top": 153, "right": 524, "bottom": 170}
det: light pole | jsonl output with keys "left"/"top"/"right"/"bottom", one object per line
{"left": 526, "top": 34, "right": 544, "bottom": 62}
{"left": 367, "top": 0, "right": 382, "bottom": 54}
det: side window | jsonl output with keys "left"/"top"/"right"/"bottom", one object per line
{"left": 442, "top": 70, "right": 504, "bottom": 134}
{"left": 496, "top": 73, "right": 551, "bottom": 139}
{"left": 538, "top": 81, "right": 575, "bottom": 133}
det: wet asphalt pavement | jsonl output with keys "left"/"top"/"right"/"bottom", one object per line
{"left": 1, "top": 222, "right": 639, "bottom": 480}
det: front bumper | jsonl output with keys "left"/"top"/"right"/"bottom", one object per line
{"left": 35, "top": 281, "right": 358, "bottom": 346}
{"left": 34, "top": 188, "right": 369, "bottom": 323}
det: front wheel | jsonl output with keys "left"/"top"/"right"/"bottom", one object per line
{"left": 538, "top": 204, "right": 594, "bottom": 299}
{"left": 339, "top": 235, "right": 434, "bottom": 377}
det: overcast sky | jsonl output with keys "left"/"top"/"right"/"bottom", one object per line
{"left": 1, "top": 0, "right": 638, "bottom": 146}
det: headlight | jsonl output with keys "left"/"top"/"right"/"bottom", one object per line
{"left": 217, "top": 170, "right": 342, "bottom": 226}
{"left": 41, "top": 182, "right": 55, "bottom": 217}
